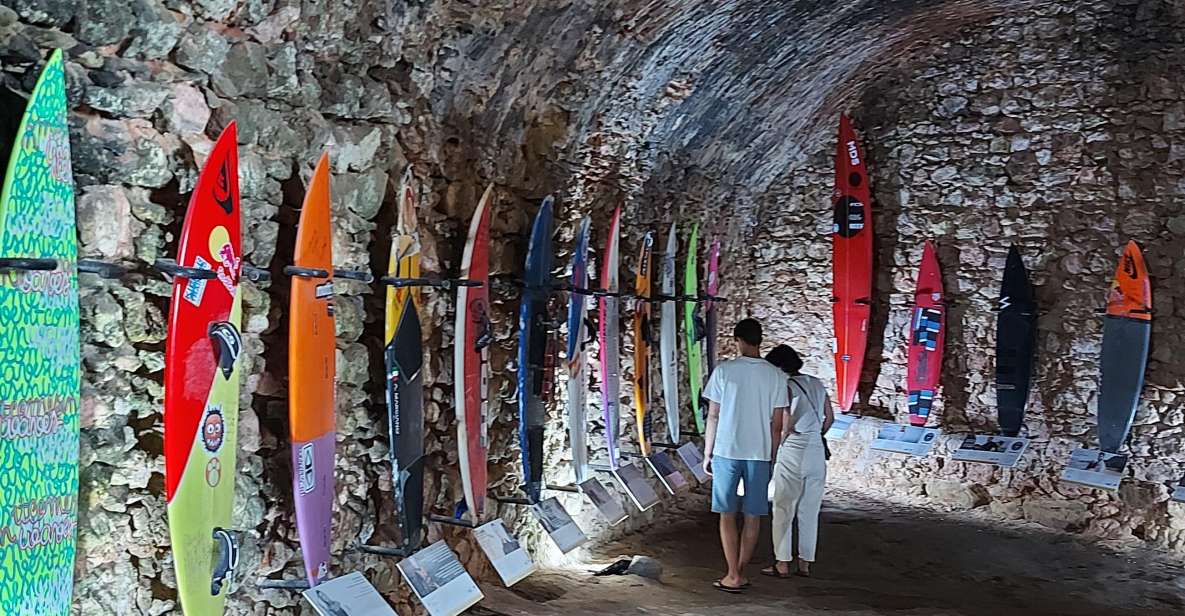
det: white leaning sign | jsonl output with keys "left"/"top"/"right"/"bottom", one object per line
{"left": 302, "top": 572, "right": 397, "bottom": 616}
{"left": 397, "top": 541, "right": 484, "bottom": 616}
{"left": 473, "top": 520, "right": 536, "bottom": 587}
{"left": 869, "top": 423, "right": 940, "bottom": 457}
{"left": 1060, "top": 448, "right": 1127, "bottom": 491}
{"left": 951, "top": 434, "right": 1030, "bottom": 468}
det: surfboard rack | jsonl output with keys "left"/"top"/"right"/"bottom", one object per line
{"left": 0, "top": 257, "right": 58, "bottom": 271}
{"left": 652, "top": 293, "right": 724, "bottom": 303}
{"left": 153, "top": 258, "right": 219, "bottom": 279}
{"left": 429, "top": 513, "right": 478, "bottom": 528}
{"left": 380, "top": 275, "right": 483, "bottom": 289}
{"left": 649, "top": 442, "right": 681, "bottom": 450}
{"left": 334, "top": 268, "right": 374, "bottom": 283}
{"left": 282, "top": 265, "right": 371, "bottom": 282}
{"left": 544, "top": 484, "right": 581, "bottom": 493}
{"left": 356, "top": 543, "right": 411, "bottom": 557}
{"left": 490, "top": 495, "right": 534, "bottom": 506}
{"left": 256, "top": 578, "right": 311, "bottom": 591}
{"left": 77, "top": 259, "right": 127, "bottom": 279}
{"left": 241, "top": 264, "right": 271, "bottom": 283}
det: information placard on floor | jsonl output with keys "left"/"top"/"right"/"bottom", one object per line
{"left": 869, "top": 424, "right": 940, "bottom": 457}
{"left": 396, "top": 541, "right": 483, "bottom": 616}
{"left": 646, "top": 451, "right": 688, "bottom": 494}
{"left": 676, "top": 442, "right": 708, "bottom": 483}
{"left": 531, "top": 497, "right": 588, "bottom": 553}
{"left": 578, "top": 477, "right": 628, "bottom": 525}
{"left": 1060, "top": 448, "right": 1127, "bottom": 491}
{"left": 951, "top": 434, "right": 1029, "bottom": 468}
{"left": 474, "top": 520, "right": 536, "bottom": 587}
{"left": 303, "top": 572, "right": 396, "bottom": 616}
{"left": 613, "top": 461, "right": 661, "bottom": 511}
{"left": 1172, "top": 478, "right": 1185, "bottom": 503}
{"left": 825, "top": 414, "right": 856, "bottom": 440}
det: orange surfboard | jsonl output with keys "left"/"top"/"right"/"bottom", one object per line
{"left": 288, "top": 153, "right": 336, "bottom": 585}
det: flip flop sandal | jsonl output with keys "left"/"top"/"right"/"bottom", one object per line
{"left": 760, "top": 566, "right": 793, "bottom": 579}
{"left": 713, "top": 580, "right": 745, "bottom": 594}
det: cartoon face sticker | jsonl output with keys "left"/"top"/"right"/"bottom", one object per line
{"left": 203, "top": 407, "right": 225, "bottom": 453}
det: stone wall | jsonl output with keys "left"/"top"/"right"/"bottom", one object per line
{"left": 2, "top": 1, "right": 719, "bottom": 614}
{"left": 747, "top": 0, "right": 1185, "bottom": 551}
{"left": 5, "top": 0, "right": 1185, "bottom": 613}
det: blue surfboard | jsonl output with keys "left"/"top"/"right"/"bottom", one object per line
{"left": 518, "top": 197, "right": 554, "bottom": 502}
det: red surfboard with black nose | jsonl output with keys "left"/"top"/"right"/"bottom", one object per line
{"left": 831, "top": 114, "right": 873, "bottom": 413}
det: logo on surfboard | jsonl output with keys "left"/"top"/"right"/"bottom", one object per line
{"left": 298, "top": 443, "right": 316, "bottom": 494}
{"left": 214, "top": 159, "right": 234, "bottom": 215}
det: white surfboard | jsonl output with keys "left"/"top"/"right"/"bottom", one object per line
{"left": 660, "top": 223, "right": 680, "bottom": 443}
{"left": 566, "top": 217, "right": 592, "bottom": 483}
{"left": 599, "top": 208, "right": 622, "bottom": 469}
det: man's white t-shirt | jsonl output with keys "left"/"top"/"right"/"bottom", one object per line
{"left": 703, "top": 356, "right": 789, "bottom": 461}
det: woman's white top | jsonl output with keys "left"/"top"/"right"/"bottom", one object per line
{"left": 786, "top": 373, "right": 828, "bottom": 435}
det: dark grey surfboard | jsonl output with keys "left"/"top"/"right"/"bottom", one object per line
{"left": 995, "top": 245, "right": 1036, "bottom": 437}
{"left": 1098, "top": 316, "right": 1150, "bottom": 453}
{"left": 1097, "top": 241, "right": 1151, "bottom": 454}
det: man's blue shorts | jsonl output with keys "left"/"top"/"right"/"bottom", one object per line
{"left": 710, "top": 456, "right": 771, "bottom": 516}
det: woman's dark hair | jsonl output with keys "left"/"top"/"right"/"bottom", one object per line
{"left": 765, "top": 344, "right": 803, "bottom": 375}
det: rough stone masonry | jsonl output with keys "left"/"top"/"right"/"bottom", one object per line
{"left": 2, "top": 0, "right": 1185, "bottom": 614}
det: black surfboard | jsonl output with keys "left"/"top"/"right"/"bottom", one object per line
{"left": 995, "top": 245, "right": 1036, "bottom": 437}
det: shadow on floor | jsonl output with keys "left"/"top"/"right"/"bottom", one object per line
{"left": 479, "top": 491, "right": 1185, "bottom": 616}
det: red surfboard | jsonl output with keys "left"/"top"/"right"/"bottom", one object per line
{"left": 906, "top": 241, "right": 945, "bottom": 427}
{"left": 455, "top": 185, "right": 492, "bottom": 523}
{"left": 163, "top": 123, "right": 243, "bottom": 613}
{"left": 832, "top": 114, "right": 873, "bottom": 412}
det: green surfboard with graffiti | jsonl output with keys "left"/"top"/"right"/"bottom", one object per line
{"left": 0, "top": 49, "right": 81, "bottom": 614}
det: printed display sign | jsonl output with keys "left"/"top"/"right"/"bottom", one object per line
{"left": 613, "top": 461, "right": 661, "bottom": 511}
{"left": 578, "top": 477, "right": 628, "bottom": 525}
{"left": 951, "top": 434, "right": 1030, "bottom": 468}
{"left": 531, "top": 497, "right": 587, "bottom": 553}
{"left": 825, "top": 413, "right": 856, "bottom": 440}
{"left": 396, "top": 541, "right": 483, "bottom": 616}
{"left": 646, "top": 451, "right": 688, "bottom": 494}
{"left": 473, "top": 520, "right": 535, "bottom": 587}
{"left": 1060, "top": 448, "right": 1127, "bottom": 491}
{"left": 869, "top": 423, "right": 940, "bottom": 457}
{"left": 676, "top": 442, "right": 709, "bottom": 484}
{"left": 1172, "top": 478, "right": 1185, "bottom": 503}
{"left": 302, "top": 572, "right": 397, "bottom": 616}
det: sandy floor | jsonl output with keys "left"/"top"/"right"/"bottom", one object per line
{"left": 476, "top": 491, "right": 1185, "bottom": 616}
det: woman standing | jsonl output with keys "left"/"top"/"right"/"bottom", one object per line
{"left": 763, "top": 345, "right": 833, "bottom": 578}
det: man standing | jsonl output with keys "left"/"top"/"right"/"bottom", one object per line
{"left": 703, "top": 318, "right": 787, "bottom": 593}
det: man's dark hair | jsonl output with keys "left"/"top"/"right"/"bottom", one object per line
{"left": 766, "top": 344, "right": 804, "bottom": 375}
{"left": 733, "top": 318, "right": 762, "bottom": 346}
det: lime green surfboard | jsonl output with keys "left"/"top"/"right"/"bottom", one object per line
{"left": 684, "top": 224, "right": 704, "bottom": 433}
{"left": 0, "top": 49, "right": 81, "bottom": 614}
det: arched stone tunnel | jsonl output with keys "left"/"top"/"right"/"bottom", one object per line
{"left": 2, "top": 0, "right": 1185, "bottom": 613}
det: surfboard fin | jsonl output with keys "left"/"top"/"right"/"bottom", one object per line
{"left": 211, "top": 527, "right": 240, "bottom": 596}
{"left": 208, "top": 321, "right": 243, "bottom": 380}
